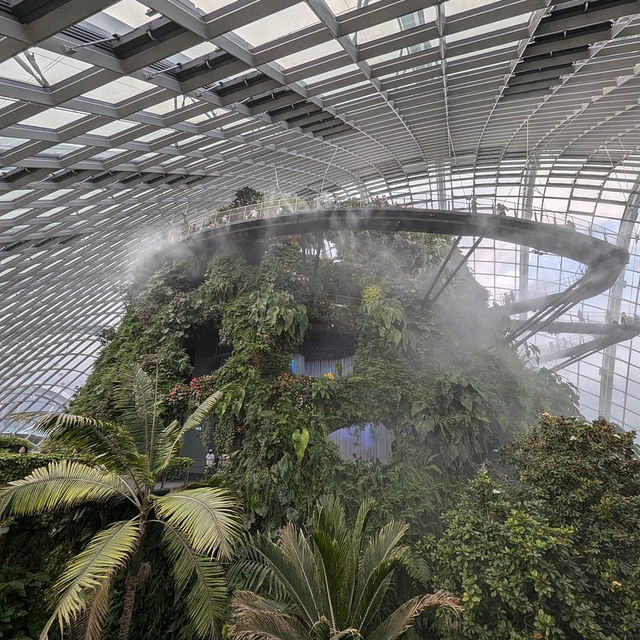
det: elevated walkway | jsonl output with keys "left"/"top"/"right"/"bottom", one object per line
{"left": 536, "top": 319, "right": 640, "bottom": 370}
{"left": 161, "top": 207, "right": 627, "bottom": 321}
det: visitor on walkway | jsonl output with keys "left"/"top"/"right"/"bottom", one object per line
{"left": 205, "top": 449, "right": 216, "bottom": 468}
{"left": 18, "top": 446, "right": 26, "bottom": 455}
{"left": 495, "top": 202, "right": 508, "bottom": 216}
{"left": 381, "top": 195, "right": 388, "bottom": 207}
{"left": 249, "top": 207, "right": 258, "bottom": 218}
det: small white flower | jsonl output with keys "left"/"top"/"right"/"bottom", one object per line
{"left": 569, "top": 435, "right": 578, "bottom": 441}
{"left": 492, "top": 489, "right": 501, "bottom": 495}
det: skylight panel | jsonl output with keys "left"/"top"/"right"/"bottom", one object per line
{"left": 82, "top": 78, "right": 155, "bottom": 103}
{"left": 37, "top": 143, "right": 84, "bottom": 158}
{"left": 445, "top": 0, "right": 503, "bottom": 17}
{"left": 18, "top": 108, "right": 87, "bottom": 129}
{"left": 276, "top": 41, "right": 343, "bottom": 70}
{"left": 30, "top": 48, "right": 92, "bottom": 85}
{"left": 302, "top": 64, "right": 360, "bottom": 86}
{"left": 0, "top": 137, "right": 28, "bottom": 152}
{"left": 133, "top": 153, "right": 159, "bottom": 163}
{"left": 146, "top": 98, "right": 181, "bottom": 115}
{"left": 102, "top": 0, "right": 153, "bottom": 29}
{"left": 87, "top": 120, "right": 138, "bottom": 137}
{"left": 446, "top": 14, "right": 529, "bottom": 43}
{"left": 194, "top": 0, "right": 257, "bottom": 14}
{"left": 0, "top": 57, "right": 41, "bottom": 85}
{"left": 324, "top": 0, "right": 386, "bottom": 16}
{"left": 89, "top": 148, "right": 127, "bottom": 161}
{"left": 40, "top": 189, "right": 73, "bottom": 201}
{"left": 135, "top": 128, "right": 175, "bottom": 143}
{"left": 180, "top": 42, "right": 219, "bottom": 59}
{"left": 233, "top": 3, "right": 320, "bottom": 47}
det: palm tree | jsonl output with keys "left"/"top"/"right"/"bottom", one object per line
{"left": 230, "top": 496, "right": 461, "bottom": 639}
{"left": 0, "top": 364, "right": 243, "bottom": 640}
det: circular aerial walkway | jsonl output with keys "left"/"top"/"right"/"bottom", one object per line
{"left": 161, "top": 206, "right": 627, "bottom": 319}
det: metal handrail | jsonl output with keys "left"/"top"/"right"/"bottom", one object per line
{"left": 181, "top": 194, "right": 612, "bottom": 242}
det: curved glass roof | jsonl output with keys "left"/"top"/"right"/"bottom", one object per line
{"left": 1, "top": 0, "right": 640, "bottom": 432}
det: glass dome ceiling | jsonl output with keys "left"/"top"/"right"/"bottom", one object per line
{"left": 1, "top": 0, "right": 640, "bottom": 432}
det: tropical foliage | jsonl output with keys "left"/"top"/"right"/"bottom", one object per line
{"left": 69, "top": 230, "right": 578, "bottom": 535}
{"left": 423, "top": 414, "right": 640, "bottom": 639}
{"left": 0, "top": 567, "right": 49, "bottom": 639}
{"left": 3, "top": 220, "right": 593, "bottom": 637}
{"left": 230, "top": 496, "right": 461, "bottom": 639}
{"left": 0, "top": 434, "right": 32, "bottom": 452}
{"left": 0, "top": 365, "right": 243, "bottom": 640}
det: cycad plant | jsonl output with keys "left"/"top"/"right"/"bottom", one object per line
{"left": 0, "top": 364, "right": 243, "bottom": 640}
{"left": 230, "top": 496, "right": 461, "bottom": 639}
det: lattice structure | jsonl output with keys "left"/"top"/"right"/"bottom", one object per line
{"left": 1, "top": 0, "right": 640, "bottom": 431}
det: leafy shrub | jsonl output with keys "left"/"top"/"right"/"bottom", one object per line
{"left": 425, "top": 415, "right": 640, "bottom": 640}
{"left": 0, "top": 436, "right": 31, "bottom": 453}
{"left": 0, "top": 567, "right": 49, "bottom": 639}
{"left": 0, "top": 453, "right": 66, "bottom": 485}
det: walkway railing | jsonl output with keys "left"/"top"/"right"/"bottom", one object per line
{"left": 180, "top": 193, "right": 613, "bottom": 243}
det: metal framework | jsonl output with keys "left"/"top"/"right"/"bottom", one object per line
{"left": 1, "top": 0, "right": 640, "bottom": 431}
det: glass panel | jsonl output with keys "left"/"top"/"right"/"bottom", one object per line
{"left": 0, "top": 189, "right": 33, "bottom": 202}
{"left": 233, "top": 3, "right": 320, "bottom": 47}
{"left": 18, "top": 108, "right": 87, "bottom": 129}
{"left": 82, "top": 78, "right": 155, "bottom": 103}
{"left": 180, "top": 42, "right": 219, "bottom": 59}
{"left": 102, "top": 0, "right": 153, "bottom": 29}
{"left": 325, "top": 0, "right": 387, "bottom": 16}
{"left": 86, "top": 120, "right": 138, "bottom": 137}
{"left": 192, "top": 0, "right": 243, "bottom": 12}
{"left": 276, "top": 41, "right": 343, "bottom": 70}
{"left": 37, "top": 143, "right": 84, "bottom": 158}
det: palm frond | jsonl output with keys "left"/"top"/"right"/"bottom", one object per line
{"left": 231, "top": 590, "right": 308, "bottom": 640}
{"left": 346, "top": 499, "right": 375, "bottom": 619}
{"left": 152, "top": 419, "right": 180, "bottom": 476}
{"left": 354, "top": 521, "right": 409, "bottom": 631}
{"left": 367, "top": 592, "right": 462, "bottom": 640}
{"left": 72, "top": 580, "right": 112, "bottom": 640}
{"left": 360, "top": 521, "right": 408, "bottom": 581}
{"left": 0, "top": 460, "right": 136, "bottom": 519}
{"left": 41, "top": 518, "right": 141, "bottom": 639}
{"left": 313, "top": 495, "right": 348, "bottom": 546}
{"left": 154, "top": 387, "right": 229, "bottom": 474}
{"left": 27, "top": 412, "right": 146, "bottom": 479}
{"left": 114, "top": 363, "right": 156, "bottom": 458}
{"left": 154, "top": 487, "right": 243, "bottom": 561}
{"left": 254, "top": 524, "right": 323, "bottom": 627}
{"left": 162, "top": 521, "right": 228, "bottom": 638}
{"left": 227, "top": 535, "right": 286, "bottom": 599}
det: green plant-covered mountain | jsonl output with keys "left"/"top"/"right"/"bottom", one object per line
{"left": 3, "top": 211, "right": 638, "bottom": 640}
{"left": 71, "top": 228, "right": 578, "bottom": 533}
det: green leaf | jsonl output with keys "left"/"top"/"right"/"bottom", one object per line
{"left": 41, "top": 518, "right": 141, "bottom": 639}
{"left": 0, "top": 460, "right": 136, "bottom": 519}
{"left": 162, "top": 522, "right": 228, "bottom": 638}
{"left": 154, "top": 487, "right": 243, "bottom": 561}
{"left": 292, "top": 428, "right": 310, "bottom": 461}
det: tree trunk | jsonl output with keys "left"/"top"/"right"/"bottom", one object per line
{"left": 311, "top": 237, "right": 323, "bottom": 287}
{"left": 117, "top": 560, "right": 150, "bottom": 640}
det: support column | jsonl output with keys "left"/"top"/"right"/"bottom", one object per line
{"left": 436, "top": 162, "right": 447, "bottom": 209}
{"left": 598, "top": 177, "right": 640, "bottom": 420}
{"left": 518, "top": 164, "right": 536, "bottom": 319}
